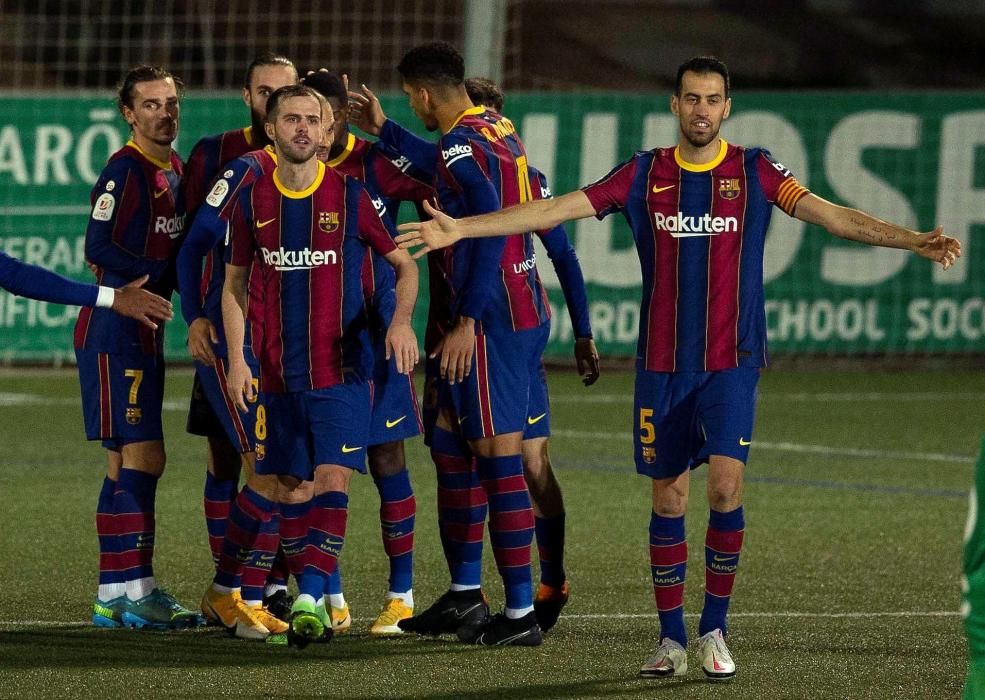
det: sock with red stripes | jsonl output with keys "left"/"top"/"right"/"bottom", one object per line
{"left": 279, "top": 499, "right": 311, "bottom": 582}
{"left": 96, "top": 476, "right": 124, "bottom": 601}
{"left": 265, "top": 547, "right": 290, "bottom": 595}
{"left": 375, "top": 469, "right": 416, "bottom": 595}
{"left": 203, "top": 471, "right": 238, "bottom": 566}
{"left": 477, "top": 454, "right": 535, "bottom": 616}
{"left": 650, "top": 511, "right": 687, "bottom": 646}
{"left": 240, "top": 505, "right": 280, "bottom": 606}
{"left": 115, "top": 468, "right": 159, "bottom": 600}
{"left": 212, "top": 486, "right": 274, "bottom": 591}
{"left": 431, "top": 426, "right": 486, "bottom": 589}
{"left": 535, "top": 513, "right": 566, "bottom": 587}
{"left": 699, "top": 506, "right": 745, "bottom": 637}
{"left": 299, "top": 491, "right": 348, "bottom": 599}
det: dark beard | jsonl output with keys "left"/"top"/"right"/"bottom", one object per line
{"left": 251, "top": 108, "right": 271, "bottom": 148}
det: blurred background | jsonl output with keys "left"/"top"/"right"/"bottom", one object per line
{"left": 0, "top": 0, "right": 983, "bottom": 363}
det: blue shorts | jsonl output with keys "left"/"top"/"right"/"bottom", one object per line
{"left": 523, "top": 363, "right": 551, "bottom": 440}
{"left": 256, "top": 383, "right": 372, "bottom": 481}
{"left": 76, "top": 348, "right": 165, "bottom": 450}
{"left": 421, "top": 355, "right": 440, "bottom": 448}
{"left": 633, "top": 366, "right": 760, "bottom": 478}
{"left": 441, "top": 323, "right": 549, "bottom": 442}
{"left": 186, "top": 356, "right": 260, "bottom": 454}
{"left": 367, "top": 354, "right": 423, "bottom": 447}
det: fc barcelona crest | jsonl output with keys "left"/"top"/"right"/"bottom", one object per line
{"left": 718, "top": 178, "right": 741, "bottom": 200}
{"left": 319, "top": 211, "right": 340, "bottom": 233}
{"left": 126, "top": 407, "right": 142, "bottom": 425}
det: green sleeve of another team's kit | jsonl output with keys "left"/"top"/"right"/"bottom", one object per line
{"left": 964, "top": 434, "right": 985, "bottom": 670}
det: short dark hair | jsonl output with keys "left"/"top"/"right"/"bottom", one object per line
{"left": 117, "top": 65, "right": 184, "bottom": 114}
{"left": 465, "top": 77, "right": 503, "bottom": 112}
{"left": 302, "top": 71, "right": 347, "bottom": 105}
{"left": 675, "top": 56, "right": 730, "bottom": 97}
{"left": 397, "top": 42, "right": 464, "bottom": 87}
{"left": 244, "top": 52, "right": 297, "bottom": 89}
{"left": 265, "top": 84, "right": 320, "bottom": 122}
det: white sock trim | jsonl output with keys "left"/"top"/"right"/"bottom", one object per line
{"left": 505, "top": 605, "right": 534, "bottom": 619}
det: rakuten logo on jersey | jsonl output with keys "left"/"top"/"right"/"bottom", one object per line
{"left": 442, "top": 143, "right": 473, "bottom": 166}
{"left": 653, "top": 211, "right": 738, "bottom": 238}
{"left": 260, "top": 247, "right": 338, "bottom": 271}
{"left": 155, "top": 213, "right": 187, "bottom": 239}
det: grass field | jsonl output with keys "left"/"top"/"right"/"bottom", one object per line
{"left": 0, "top": 366, "right": 978, "bottom": 699}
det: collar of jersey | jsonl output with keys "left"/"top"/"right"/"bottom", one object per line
{"left": 263, "top": 145, "right": 277, "bottom": 163}
{"left": 243, "top": 126, "right": 255, "bottom": 146}
{"left": 273, "top": 161, "right": 326, "bottom": 199}
{"left": 448, "top": 105, "right": 486, "bottom": 131}
{"left": 674, "top": 139, "right": 728, "bottom": 172}
{"left": 326, "top": 133, "right": 356, "bottom": 167}
{"left": 126, "top": 140, "right": 172, "bottom": 170}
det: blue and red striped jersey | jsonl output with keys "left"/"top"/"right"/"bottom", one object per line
{"left": 226, "top": 161, "right": 398, "bottom": 393}
{"left": 434, "top": 106, "right": 550, "bottom": 334}
{"left": 582, "top": 140, "right": 809, "bottom": 372}
{"left": 183, "top": 127, "right": 257, "bottom": 219}
{"left": 74, "top": 141, "right": 185, "bottom": 355}
{"left": 177, "top": 146, "right": 276, "bottom": 356}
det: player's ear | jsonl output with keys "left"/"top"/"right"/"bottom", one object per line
{"left": 242, "top": 86, "right": 251, "bottom": 108}
{"left": 264, "top": 121, "right": 275, "bottom": 141}
{"left": 722, "top": 97, "right": 732, "bottom": 120}
{"left": 670, "top": 94, "right": 680, "bottom": 117}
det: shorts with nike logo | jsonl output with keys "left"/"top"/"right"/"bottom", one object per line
{"left": 442, "top": 322, "right": 549, "bottom": 441}
{"left": 257, "top": 382, "right": 371, "bottom": 480}
{"left": 523, "top": 362, "right": 551, "bottom": 440}
{"left": 367, "top": 352, "right": 423, "bottom": 447}
{"left": 633, "top": 366, "right": 759, "bottom": 478}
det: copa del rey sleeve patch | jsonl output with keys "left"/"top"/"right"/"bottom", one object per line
{"left": 91, "top": 192, "right": 116, "bottom": 221}
{"left": 205, "top": 178, "right": 230, "bottom": 208}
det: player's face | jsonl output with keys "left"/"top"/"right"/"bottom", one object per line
{"left": 402, "top": 81, "right": 438, "bottom": 132}
{"left": 671, "top": 71, "right": 731, "bottom": 149}
{"left": 268, "top": 96, "right": 322, "bottom": 164}
{"left": 315, "top": 102, "right": 338, "bottom": 163}
{"left": 243, "top": 64, "right": 298, "bottom": 127}
{"left": 123, "top": 78, "right": 179, "bottom": 146}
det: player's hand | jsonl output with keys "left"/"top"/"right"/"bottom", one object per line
{"left": 187, "top": 317, "right": 219, "bottom": 365}
{"left": 111, "top": 275, "right": 173, "bottom": 330}
{"left": 226, "top": 358, "right": 255, "bottom": 413}
{"left": 396, "top": 201, "right": 462, "bottom": 259}
{"left": 347, "top": 81, "right": 386, "bottom": 136}
{"left": 913, "top": 225, "right": 961, "bottom": 270}
{"left": 574, "top": 337, "right": 600, "bottom": 386}
{"left": 434, "top": 316, "right": 476, "bottom": 384}
{"left": 385, "top": 322, "right": 419, "bottom": 375}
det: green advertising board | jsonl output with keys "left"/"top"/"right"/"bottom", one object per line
{"left": 0, "top": 92, "right": 982, "bottom": 362}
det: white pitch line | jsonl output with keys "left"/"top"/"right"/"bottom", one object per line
{"left": 550, "top": 429, "right": 972, "bottom": 464}
{"left": 0, "top": 610, "right": 960, "bottom": 628}
{"left": 552, "top": 392, "right": 985, "bottom": 404}
{"left": 0, "top": 205, "right": 90, "bottom": 216}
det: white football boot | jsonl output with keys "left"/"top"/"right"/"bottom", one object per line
{"left": 639, "top": 637, "right": 688, "bottom": 677}
{"left": 697, "top": 628, "right": 736, "bottom": 680}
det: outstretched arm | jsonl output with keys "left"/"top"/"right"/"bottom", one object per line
{"left": 793, "top": 193, "right": 961, "bottom": 269}
{"left": 395, "top": 191, "right": 597, "bottom": 258}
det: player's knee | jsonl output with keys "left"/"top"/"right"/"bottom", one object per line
{"left": 277, "top": 473, "right": 302, "bottom": 493}
{"left": 651, "top": 477, "right": 688, "bottom": 517}
{"left": 247, "top": 472, "right": 280, "bottom": 501}
{"left": 707, "top": 481, "right": 742, "bottom": 511}
{"left": 314, "top": 465, "right": 353, "bottom": 494}
{"left": 521, "top": 438, "right": 551, "bottom": 480}
{"left": 368, "top": 441, "right": 406, "bottom": 479}
{"left": 207, "top": 436, "right": 242, "bottom": 480}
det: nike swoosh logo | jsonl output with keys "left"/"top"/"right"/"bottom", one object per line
{"left": 259, "top": 554, "right": 276, "bottom": 562}
{"left": 341, "top": 444, "right": 363, "bottom": 454}
{"left": 256, "top": 218, "right": 276, "bottom": 228}
{"left": 652, "top": 185, "right": 676, "bottom": 194}
{"left": 385, "top": 416, "right": 407, "bottom": 429}
{"left": 451, "top": 603, "right": 484, "bottom": 621}
{"left": 154, "top": 188, "right": 168, "bottom": 198}
{"left": 739, "top": 437, "right": 752, "bottom": 446}
{"left": 653, "top": 568, "right": 678, "bottom": 576}
{"left": 458, "top": 415, "right": 468, "bottom": 424}
{"left": 713, "top": 555, "right": 736, "bottom": 563}
{"left": 527, "top": 413, "right": 547, "bottom": 426}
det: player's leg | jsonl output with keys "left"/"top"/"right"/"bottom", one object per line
{"left": 691, "top": 367, "right": 759, "bottom": 681}
{"left": 636, "top": 370, "right": 701, "bottom": 678}
{"left": 287, "top": 383, "right": 371, "bottom": 648}
{"left": 400, "top": 358, "right": 490, "bottom": 637}
{"left": 93, "top": 448, "right": 125, "bottom": 626}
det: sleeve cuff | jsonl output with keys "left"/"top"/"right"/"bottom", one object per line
{"left": 95, "top": 286, "right": 116, "bottom": 308}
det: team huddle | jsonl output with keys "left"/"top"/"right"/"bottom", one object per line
{"left": 66, "top": 42, "right": 960, "bottom": 679}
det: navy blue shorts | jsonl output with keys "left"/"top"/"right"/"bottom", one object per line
{"left": 421, "top": 356, "right": 440, "bottom": 448}
{"left": 442, "top": 323, "right": 549, "bottom": 441}
{"left": 186, "top": 355, "right": 260, "bottom": 454}
{"left": 633, "top": 366, "right": 760, "bottom": 478}
{"left": 256, "top": 383, "right": 372, "bottom": 481}
{"left": 522, "top": 362, "right": 551, "bottom": 440}
{"left": 367, "top": 354, "right": 423, "bottom": 447}
{"left": 76, "top": 348, "right": 165, "bottom": 450}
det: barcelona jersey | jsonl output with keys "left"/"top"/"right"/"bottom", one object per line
{"left": 74, "top": 141, "right": 185, "bottom": 355}
{"left": 184, "top": 126, "right": 258, "bottom": 218}
{"left": 582, "top": 140, "right": 810, "bottom": 372}
{"left": 434, "top": 106, "right": 550, "bottom": 334}
{"left": 226, "top": 161, "right": 398, "bottom": 393}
